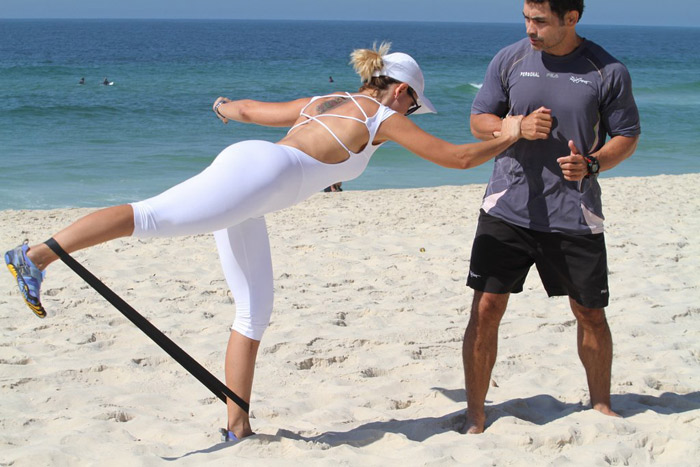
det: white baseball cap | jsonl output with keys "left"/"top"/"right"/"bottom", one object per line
{"left": 372, "top": 52, "right": 437, "bottom": 114}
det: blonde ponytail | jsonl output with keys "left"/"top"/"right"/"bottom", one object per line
{"left": 350, "top": 41, "right": 392, "bottom": 83}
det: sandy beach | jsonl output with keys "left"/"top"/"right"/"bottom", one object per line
{"left": 1, "top": 173, "right": 699, "bottom": 466}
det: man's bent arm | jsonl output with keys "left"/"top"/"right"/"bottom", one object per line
{"left": 558, "top": 135, "right": 640, "bottom": 181}
{"left": 470, "top": 113, "right": 503, "bottom": 141}
{"left": 591, "top": 135, "right": 640, "bottom": 172}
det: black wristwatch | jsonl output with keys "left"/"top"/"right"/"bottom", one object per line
{"left": 584, "top": 155, "right": 600, "bottom": 178}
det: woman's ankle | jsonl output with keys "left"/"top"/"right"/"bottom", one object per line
{"left": 26, "top": 243, "right": 56, "bottom": 270}
{"left": 227, "top": 420, "right": 254, "bottom": 438}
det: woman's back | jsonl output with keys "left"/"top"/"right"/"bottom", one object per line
{"left": 278, "top": 92, "right": 395, "bottom": 165}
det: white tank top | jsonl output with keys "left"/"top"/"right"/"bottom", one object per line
{"left": 289, "top": 93, "right": 396, "bottom": 154}
{"left": 278, "top": 93, "right": 397, "bottom": 198}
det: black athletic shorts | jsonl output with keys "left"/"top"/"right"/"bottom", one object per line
{"left": 467, "top": 211, "right": 609, "bottom": 308}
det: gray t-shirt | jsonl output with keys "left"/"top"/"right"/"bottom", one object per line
{"left": 471, "top": 38, "right": 641, "bottom": 234}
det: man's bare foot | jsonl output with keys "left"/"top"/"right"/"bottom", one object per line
{"left": 465, "top": 422, "right": 485, "bottom": 434}
{"left": 593, "top": 403, "right": 621, "bottom": 417}
{"left": 460, "top": 411, "right": 485, "bottom": 434}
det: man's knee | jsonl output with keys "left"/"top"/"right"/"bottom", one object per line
{"left": 570, "top": 300, "right": 608, "bottom": 328}
{"left": 470, "top": 292, "right": 509, "bottom": 327}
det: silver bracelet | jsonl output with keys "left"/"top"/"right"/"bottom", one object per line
{"left": 214, "top": 100, "right": 226, "bottom": 118}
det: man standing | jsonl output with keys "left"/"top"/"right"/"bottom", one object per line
{"left": 464, "top": 0, "right": 640, "bottom": 433}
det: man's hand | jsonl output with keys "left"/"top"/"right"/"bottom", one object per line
{"left": 520, "top": 106, "right": 552, "bottom": 140}
{"left": 557, "top": 140, "right": 589, "bottom": 181}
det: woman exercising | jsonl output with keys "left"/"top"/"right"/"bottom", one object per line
{"left": 5, "top": 42, "right": 523, "bottom": 441}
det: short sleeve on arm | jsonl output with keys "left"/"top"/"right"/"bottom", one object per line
{"left": 601, "top": 65, "right": 641, "bottom": 137}
{"left": 471, "top": 52, "right": 510, "bottom": 117}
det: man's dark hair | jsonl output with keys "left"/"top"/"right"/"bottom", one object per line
{"left": 527, "top": 0, "right": 584, "bottom": 22}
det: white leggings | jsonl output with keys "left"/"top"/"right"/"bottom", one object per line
{"left": 130, "top": 140, "right": 323, "bottom": 341}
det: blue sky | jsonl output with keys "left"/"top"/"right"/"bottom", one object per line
{"left": 2, "top": 0, "right": 698, "bottom": 27}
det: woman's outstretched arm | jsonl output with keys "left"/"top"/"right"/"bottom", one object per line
{"left": 212, "top": 96, "right": 312, "bottom": 127}
{"left": 378, "top": 114, "right": 522, "bottom": 170}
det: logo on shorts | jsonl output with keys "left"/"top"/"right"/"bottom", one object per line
{"left": 469, "top": 270, "right": 482, "bottom": 279}
{"left": 601, "top": 289, "right": 609, "bottom": 295}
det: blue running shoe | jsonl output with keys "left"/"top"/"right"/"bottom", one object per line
{"left": 219, "top": 428, "right": 241, "bottom": 443}
{"left": 5, "top": 241, "right": 46, "bottom": 318}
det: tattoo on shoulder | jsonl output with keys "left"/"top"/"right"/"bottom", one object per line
{"left": 315, "top": 97, "right": 346, "bottom": 114}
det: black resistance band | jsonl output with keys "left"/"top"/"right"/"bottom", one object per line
{"left": 44, "top": 237, "right": 249, "bottom": 413}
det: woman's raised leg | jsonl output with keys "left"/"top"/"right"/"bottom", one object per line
{"left": 26, "top": 204, "right": 135, "bottom": 270}
{"left": 5, "top": 204, "right": 135, "bottom": 317}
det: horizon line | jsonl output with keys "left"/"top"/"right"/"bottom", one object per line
{"left": 0, "top": 17, "right": 697, "bottom": 28}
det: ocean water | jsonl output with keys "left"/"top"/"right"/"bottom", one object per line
{"left": 1, "top": 20, "right": 698, "bottom": 209}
